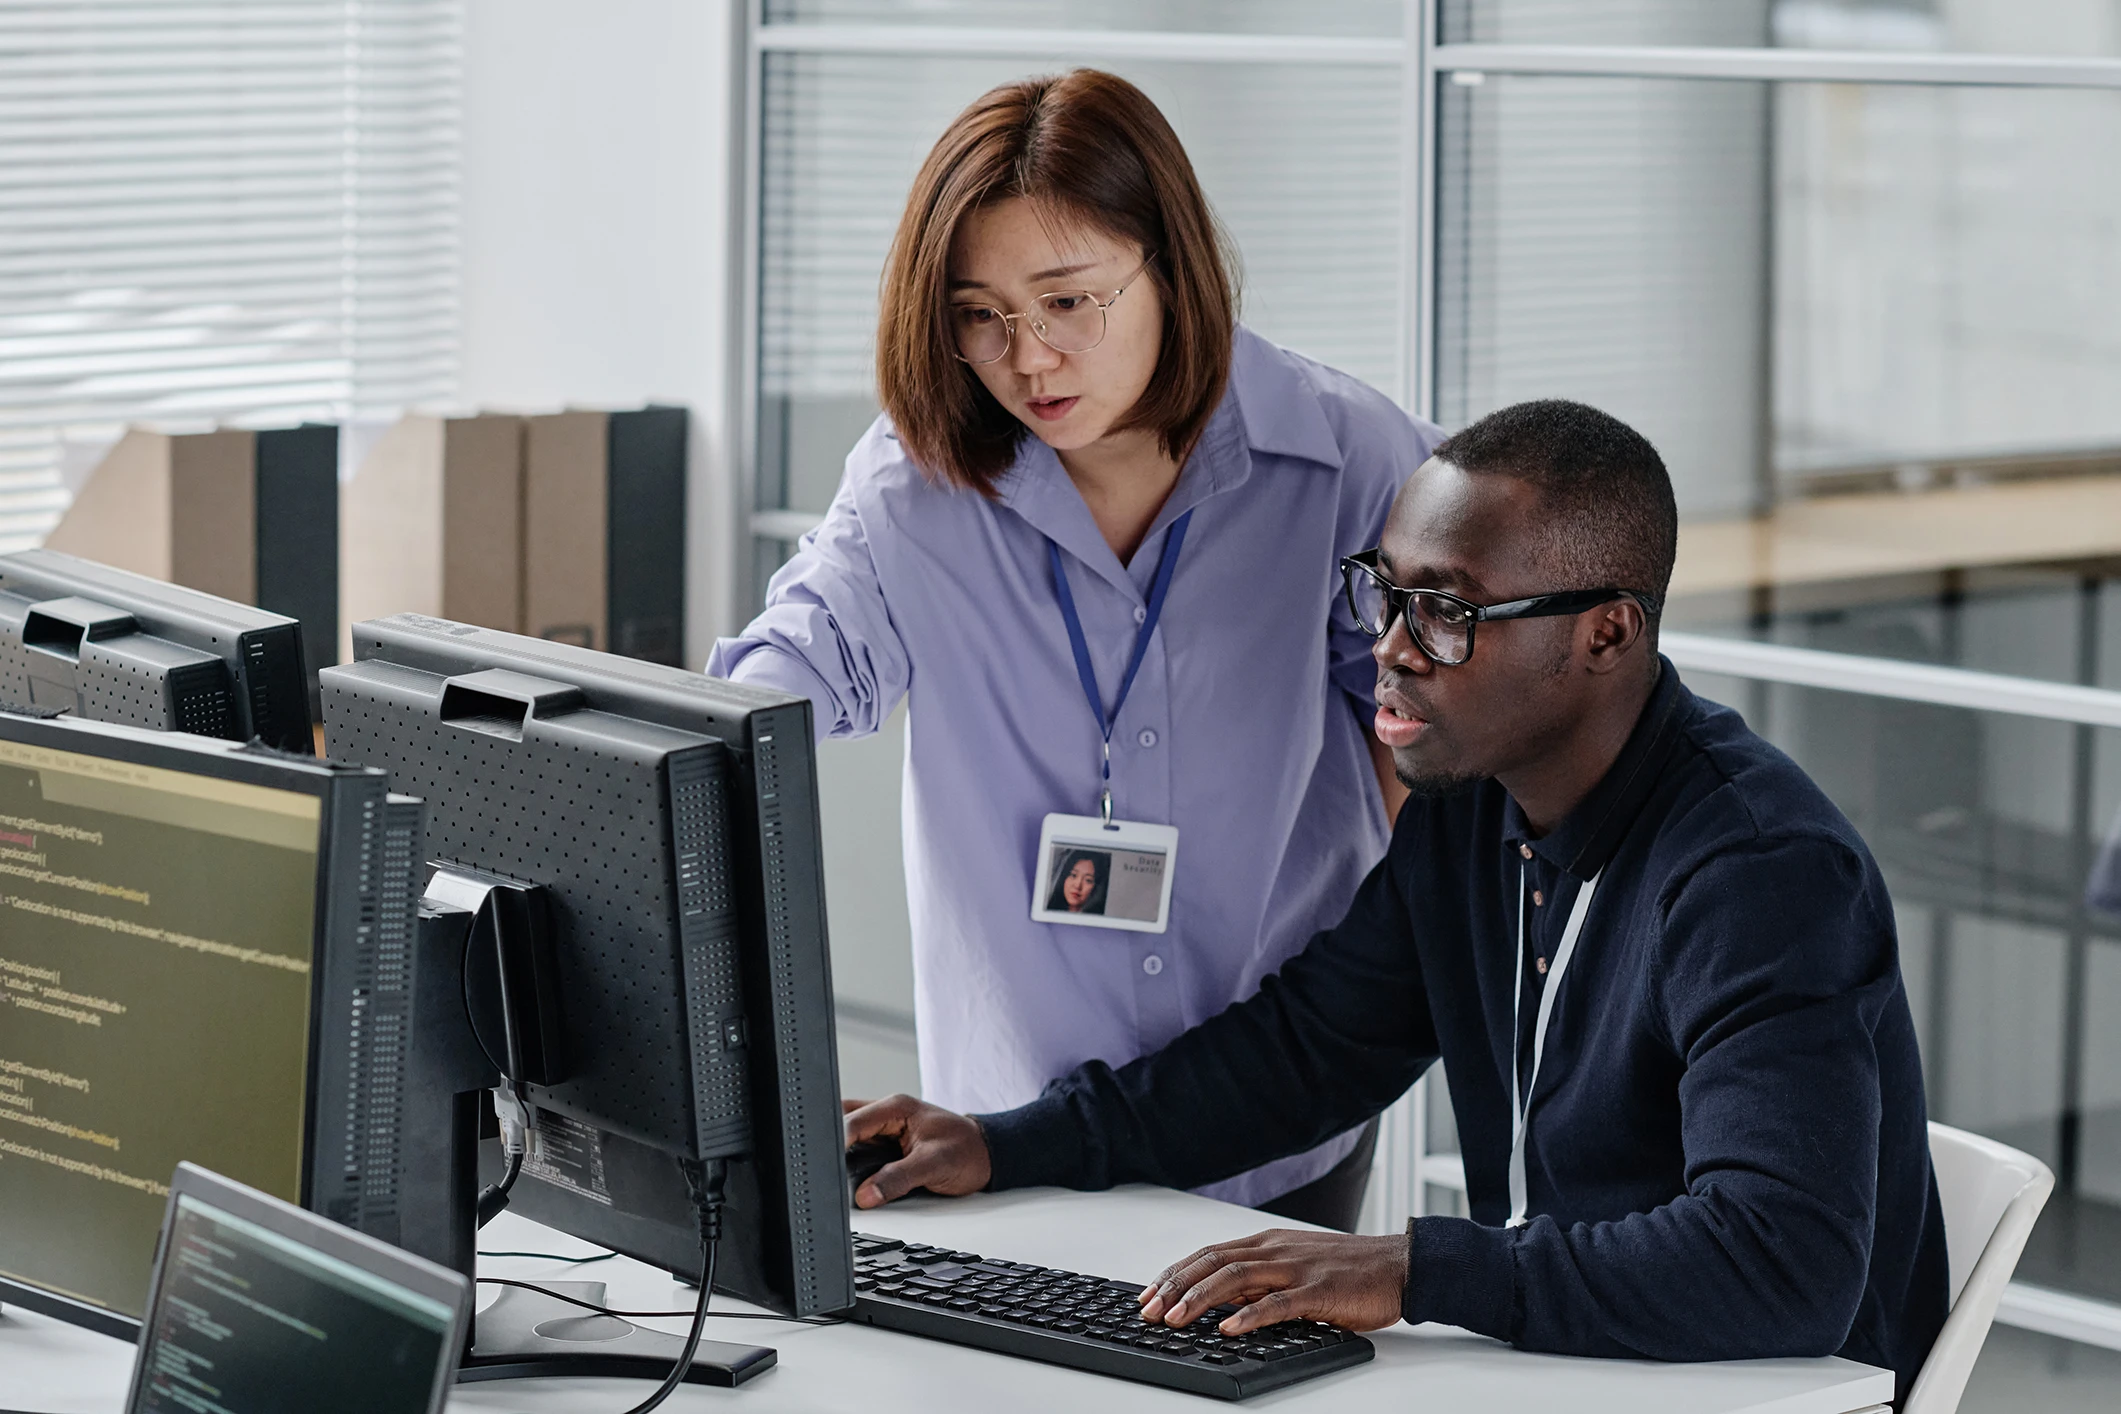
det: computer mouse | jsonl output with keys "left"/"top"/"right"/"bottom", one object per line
{"left": 846, "top": 1136, "right": 902, "bottom": 1188}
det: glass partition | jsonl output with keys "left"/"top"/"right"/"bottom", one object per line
{"left": 1434, "top": 73, "right": 2121, "bottom": 516}
{"left": 1442, "top": 0, "right": 2121, "bottom": 57}
{"left": 758, "top": 47, "right": 1404, "bottom": 528}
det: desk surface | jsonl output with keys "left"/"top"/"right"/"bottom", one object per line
{"left": 2, "top": 1184, "right": 1892, "bottom": 1414}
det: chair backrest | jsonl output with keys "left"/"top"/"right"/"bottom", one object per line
{"left": 1902, "top": 1123, "right": 2054, "bottom": 1414}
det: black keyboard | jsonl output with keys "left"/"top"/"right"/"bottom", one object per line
{"left": 849, "top": 1232, "right": 1373, "bottom": 1400}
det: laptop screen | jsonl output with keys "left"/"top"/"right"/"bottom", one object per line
{"left": 132, "top": 1193, "right": 457, "bottom": 1414}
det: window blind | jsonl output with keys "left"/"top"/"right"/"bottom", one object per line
{"left": 0, "top": 1, "right": 462, "bottom": 553}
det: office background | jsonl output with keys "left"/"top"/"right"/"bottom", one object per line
{"left": 2, "top": 2, "right": 2116, "bottom": 1407}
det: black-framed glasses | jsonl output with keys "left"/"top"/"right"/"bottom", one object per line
{"left": 1339, "top": 548, "right": 1662, "bottom": 666}
{"left": 948, "top": 254, "right": 1156, "bottom": 366}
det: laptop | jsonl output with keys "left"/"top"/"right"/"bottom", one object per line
{"left": 122, "top": 1163, "right": 472, "bottom": 1414}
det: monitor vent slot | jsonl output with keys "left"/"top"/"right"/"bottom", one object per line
{"left": 669, "top": 747, "right": 750, "bottom": 1159}
{"left": 331, "top": 790, "right": 419, "bottom": 1239}
{"left": 169, "top": 661, "right": 235, "bottom": 738}
{"left": 750, "top": 720, "right": 829, "bottom": 1307}
{"left": 239, "top": 632, "right": 280, "bottom": 746}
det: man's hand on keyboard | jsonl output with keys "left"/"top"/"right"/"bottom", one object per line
{"left": 843, "top": 1094, "right": 993, "bottom": 1208}
{"left": 1138, "top": 1229, "right": 1411, "bottom": 1335}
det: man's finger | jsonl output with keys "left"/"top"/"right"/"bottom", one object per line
{"left": 1218, "top": 1285, "right": 1301, "bottom": 1335}
{"left": 1162, "top": 1258, "right": 1297, "bottom": 1327}
{"left": 855, "top": 1153, "right": 934, "bottom": 1209}
{"left": 1148, "top": 1242, "right": 1242, "bottom": 1299}
{"left": 1142, "top": 1240, "right": 1278, "bottom": 1321}
{"left": 843, "top": 1094, "right": 913, "bottom": 1144}
{"left": 841, "top": 1098, "right": 872, "bottom": 1115}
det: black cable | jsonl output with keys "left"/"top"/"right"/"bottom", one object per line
{"left": 616, "top": 1158, "right": 726, "bottom": 1414}
{"left": 473, "top": 1276, "right": 844, "bottom": 1325}
{"left": 477, "top": 1248, "right": 617, "bottom": 1264}
{"left": 474, "top": 1145, "right": 522, "bottom": 1229}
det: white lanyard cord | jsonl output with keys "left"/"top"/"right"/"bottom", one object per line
{"left": 1507, "top": 864, "right": 1602, "bottom": 1229}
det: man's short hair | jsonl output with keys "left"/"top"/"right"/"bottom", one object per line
{"left": 1432, "top": 399, "right": 1678, "bottom": 607}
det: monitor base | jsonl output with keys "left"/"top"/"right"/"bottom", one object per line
{"left": 457, "top": 1282, "right": 775, "bottom": 1388}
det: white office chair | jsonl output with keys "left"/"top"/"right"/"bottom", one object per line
{"left": 1877, "top": 1123, "right": 2055, "bottom": 1414}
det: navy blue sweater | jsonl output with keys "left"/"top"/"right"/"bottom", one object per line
{"left": 980, "top": 662, "right": 1949, "bottom": 1398}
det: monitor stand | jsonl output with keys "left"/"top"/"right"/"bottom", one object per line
{"left": 460, "top": 1281, "right": 774, "bottom": 1387}
{"left": 402, "top": 886, "right": 775, "bottom": 1390}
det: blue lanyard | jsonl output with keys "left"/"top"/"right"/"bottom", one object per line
{"left": 1048, "top": 509, "right": 1193, "bottom": 824}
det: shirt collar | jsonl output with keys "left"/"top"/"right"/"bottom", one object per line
{"left": 994, "top": 325, "right": 1341, "bottom": 597}
{"left": 1229, "top": 325, "right": 1344, "bottom": 471}
{"left": 1502, "top": 657, "right": 1688, "bottom": 881}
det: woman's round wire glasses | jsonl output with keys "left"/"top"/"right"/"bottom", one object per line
{"left": 1339, "top": 548, "right": 1662, "bottom": 666}
{"left": 949, "top": 255, "right": 1156, "bottom": 366}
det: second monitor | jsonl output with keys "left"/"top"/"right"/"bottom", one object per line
{"left": 320, "top": 614, "right": 853, "bottom": 1328}
{"left": 0, "top": 549, "right": 313, "bottom": 752}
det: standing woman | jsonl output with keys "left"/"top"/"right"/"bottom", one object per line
{"left": 710, "top": 70, "right": 1440, "bottom": 1231}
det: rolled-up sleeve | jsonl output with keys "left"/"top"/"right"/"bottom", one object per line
{"left": 706, "top": 472, "right": 910, "bottom": 743}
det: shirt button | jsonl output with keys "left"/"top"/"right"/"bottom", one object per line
{"left": 1532, "top": 890, "right": 1544, "bottom": 907}
{"left": 1142, "top": 955, "right": 1164, "bottom": 976}
{"left": 1133, "top": 605, "right": 1148, "bottom": 625}
{"left": 1519, "top": 844, "right": 1534, "bottom": 860}
{"left": 1536, "top": 956, "right": 1549, "bottom": 975}
{"left": 1137, "top": 728, "right": 1158, "bottom": 748}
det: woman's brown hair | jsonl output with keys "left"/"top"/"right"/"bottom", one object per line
{"left": 875, "top": 69, "right": 1238, "bottom": 495}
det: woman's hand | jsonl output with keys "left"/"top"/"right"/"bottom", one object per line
{"left": 843, "top": 1094, "right": 993, "bottom": 1208}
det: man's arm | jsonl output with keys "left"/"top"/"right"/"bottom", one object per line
{"left": 1400, "top": 835, "right": 1895, "bottom": 1360}
{"left": 846, "top": 840, "right": 1438, "bottom": 1208}
{"left": 976, "top": 843, "right": 1439, "bottom": 1194}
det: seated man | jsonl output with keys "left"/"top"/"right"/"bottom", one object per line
{"left": 847, "top": 399, "right": 1949, "bottom": 1398}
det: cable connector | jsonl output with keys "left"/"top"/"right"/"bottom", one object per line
{"left": 680, "top": 1157, "right": 729, "bottom": 1248}
{"left": 476, "top": 1084, "right": 536, "bottom": 1229}
{"left": 494, "top": 1084, "right": 535, "bottom": 1160}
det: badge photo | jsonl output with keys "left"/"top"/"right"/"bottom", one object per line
{"left": 1030, "top": 813, "right": 1179, "bottom": 934}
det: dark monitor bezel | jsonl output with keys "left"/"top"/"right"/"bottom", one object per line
{"left": 123, "top": 1162, "right": 471, "bottom": 1414}
{"left": 0, "top": 710, "right": 382, "bottom": 1340}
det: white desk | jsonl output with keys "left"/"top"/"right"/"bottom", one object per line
{"left": 2, "top": 1184, "right": 1892, "bottom": 1414}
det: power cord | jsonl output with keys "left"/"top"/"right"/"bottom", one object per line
{"left": 616, "top": 1158, "right": 729, "bottom": 1414}
{"left": 477, "top": 1247, "right": 617, "bottom": 1264}
{"left": 472, "top": 1276, "right": 844, "bottom": 1326}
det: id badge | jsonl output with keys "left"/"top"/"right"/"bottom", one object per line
{"left": 1031, "top": 813, "right": 1179, "bottom": 934}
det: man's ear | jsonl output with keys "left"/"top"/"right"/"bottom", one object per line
{"left": 1581, "top": 599, "right": 1649, "bottom": 675}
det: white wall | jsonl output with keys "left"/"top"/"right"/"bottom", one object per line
{"left": 457, "top": 0, "right": 744, "bottom": 655}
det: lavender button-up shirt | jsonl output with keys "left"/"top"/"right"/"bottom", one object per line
{"left": 710, "top": 328, "right": 1442, "bottom": 1204}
